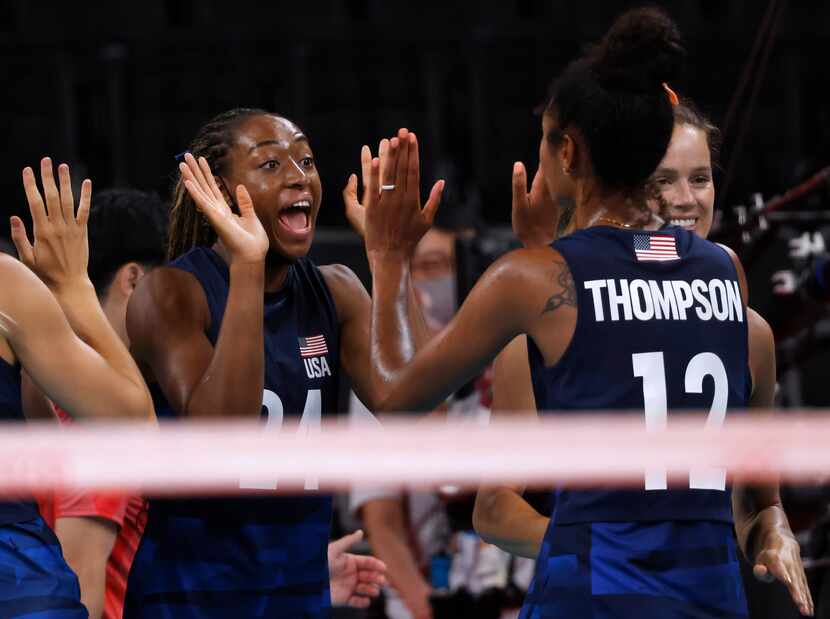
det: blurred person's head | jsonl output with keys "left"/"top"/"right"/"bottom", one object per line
{"left": 650, "top": 100, "right": 721, "bottom": 237}
{"left": 88, "top": 189, "right": 168, "bottom": 343}
{"left": 411, "top": 204, "right": 479, "bottom": 328}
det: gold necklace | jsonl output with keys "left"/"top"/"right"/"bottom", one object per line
{"left": 596, "top": 216, "right": 635, "bottom": 229}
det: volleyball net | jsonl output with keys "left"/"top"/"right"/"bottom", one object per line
{"left": 0, "top": 412, "right": 828, "bottom": 495}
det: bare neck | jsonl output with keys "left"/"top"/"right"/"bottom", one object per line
{"left": 572, "top": 180, "right": 661, "bottom": 231}
{"left": 101, "top": 291, "right": 129, "bottom": 346}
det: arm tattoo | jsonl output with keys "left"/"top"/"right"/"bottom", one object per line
{"left": 541, "top": 261, "right": 576, "bottom": 315}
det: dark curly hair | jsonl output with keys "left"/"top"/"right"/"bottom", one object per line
{"left": 545, "top": 7, "right": 686, "bottom": 191}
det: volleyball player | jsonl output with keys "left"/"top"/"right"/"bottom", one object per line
{"left": 361, "top": 7, "right": 785, "bottom": 618}
{"left": 123, "top": 111, "right": 393, "bottom": 617}
{"left": 0, "top": 159, "right": 154, "bottom": 618}
{"left": 28, "top": 189, "right": 167, "bottom": 619}
{"left": 473, "top": 100, "right": 813, "bottom": 616}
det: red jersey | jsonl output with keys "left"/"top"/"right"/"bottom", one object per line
{"left": 38, "top": 406, "right": 147, "bottom": 619}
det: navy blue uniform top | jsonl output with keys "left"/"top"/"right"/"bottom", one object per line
{"left": 0, "top": 357, "right": 39, "bottom": 525}
{"left": 126, "top": 247, "right": 341, "bottom": 618}
{"left": 529, "top": 226, "right": 750, "bottom": 525}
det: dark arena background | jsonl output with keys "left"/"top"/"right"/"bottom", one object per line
{"left": 1, "top": 1, "right": 830, "bottom": 618}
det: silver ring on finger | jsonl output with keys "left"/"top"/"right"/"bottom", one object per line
{"left": 380, "top": 184, "right": 396, "bottom": 191}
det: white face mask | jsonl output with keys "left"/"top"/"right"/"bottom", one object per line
{"left": 413, "top": 274, "right": 457, "bottom": 328}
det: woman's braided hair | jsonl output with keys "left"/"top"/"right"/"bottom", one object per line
{"left": 167, "top": 107, "right": 270, "bottom": 260}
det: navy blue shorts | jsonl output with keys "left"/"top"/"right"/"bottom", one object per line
{"left": 0, "top": 516, "right": 87, "bottom": 618}
{"left": 520, "top": 520, "right": 748, "bottom": 619}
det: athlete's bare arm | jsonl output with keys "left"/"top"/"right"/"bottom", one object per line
{"left": 320, "top": 260, "right": 434, "bottom": 413}
{"left": 721, "top": 245, "right": 813, "bottom": 616}
{"left": 471, "top": 162, "right": 570, "bottom": 557}
{"left": 55, "top": 516, "right": 118, "bottom": 619}
{"left": 372, "top": 243, "right": 575, "bottom": 416}
{"left": 2, "top": 160, "right": 152, "bottom": 420}
{"left": 359, "top": 497, "right": 433, "bottom": 618}
{"left": 20, "top": 371, "right": 58, "bottom": 420}
{"left": 127, "top": 154, "right": 268, "bottom": 418}
{"left": 731, "top": 307, "right": 813, "bottom": 616}
{"left": 362, "top": 132, "right": 570, "bottom": 412}
{"left": 0, "top": 257, "right": 150, "bottom": 420}
{"left": 332, "top": 132, "right": 435, "bottom": 411}
{"left": 318, "top": 265, "right": 375, "bottom": 406}
{"left": 473, "top": 335, "right": 548, "bottom": 558}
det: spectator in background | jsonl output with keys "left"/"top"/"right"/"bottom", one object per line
{"left": 28, "top": 189, "right": 168, "bottom": 619}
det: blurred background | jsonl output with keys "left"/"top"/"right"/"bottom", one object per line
{"left": 1, "top": 1, "right": 828, "bottom": 229}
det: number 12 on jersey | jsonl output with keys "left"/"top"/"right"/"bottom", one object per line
{"left": 633, "top": 351, "right": 727, "bottom": 491}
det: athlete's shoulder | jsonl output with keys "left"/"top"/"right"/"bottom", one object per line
{"left": 480, "top": 247, "right": 572, "bottom": 330}
{"left": 0, "top": 253, "right": 41, "bottom": 292}
{"left": 318, "top": 263, "right": 368, "bottom": 324}
{"left": 132, "top": 266, "right": 205, "bottom": 312}
{"left": 318, "top": 262, "right": 362, "bottom": 290}
{"left": 0, "top": 254, "right": 67, "bottom": 329}
{"left": 713, "top": 240, "right": 741, "bottom": 264}
{"left": 747, "top": 307, "right": 773, "bottom": 352}
{"left": 490, "top": 245, "right": 565, "bottom": 283}
{"left": 747, "top": 306, "right": 775, "bottom": 407}
{"left": 714, "top": 242, "right": 748, "bottom": 303}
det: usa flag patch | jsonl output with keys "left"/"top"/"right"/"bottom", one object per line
{"left": 298, "top": 335, "right": 328, "bottom": 358}
{"left": 633, "top": 234, "right": 679, "bottom": 262}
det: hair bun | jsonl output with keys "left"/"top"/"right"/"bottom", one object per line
{"left": 592, "top": 7, "right": 685, "bottom": 92}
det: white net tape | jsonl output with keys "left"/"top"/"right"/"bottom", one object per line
{"left": 1, "top": 412, "right": 827, "bottom": 495}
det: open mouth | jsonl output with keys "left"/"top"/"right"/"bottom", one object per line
{"left": 669, "top": 217, "right": 698, "bottom": 230}
{"left": 278, "top": 200, "right": 312, "bottom": 232}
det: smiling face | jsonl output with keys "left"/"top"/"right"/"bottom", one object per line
{"left": 220, "top": 114, "right": 322, "bottom": 260}
{"left": 650, "top": 123, "right": 715, "bottom": 237}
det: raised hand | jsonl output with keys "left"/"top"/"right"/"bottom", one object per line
{"left": 364, "top": 128, "right": 445, "bottom": 256}
{"left": 342, "top": 139, "right": 390, "bottom": 238}
{"left": 179, "top": 153, "right": 268, "bottom": 265}
{"left": 11, "top": 158, "right": 92, "bottom": 292}
{"left": 328, "top": 530, "right": 387, "bottom": 608}
{"left": 511, "top": 161, "right": 561, "bottom": 248}
{"left": 753, "top": 533, "right": 814, "bottom": 616}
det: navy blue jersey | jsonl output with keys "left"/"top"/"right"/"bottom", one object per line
{"left": 529, "top": 226, "right": 750, "bottom": 525}
{"left": 0, "top": 357, "right": 39, "bottom": 525}
{"left": 0, "top": 357, "right": 86, "bottom": 617}
{"left": 521, "top": 520, "right": 747, "bottom": 619}
{"left": 0, "top": 517, "right": 87, "bottom": 618}
{"left": 125, "top": 247, "right": 341, "bottom": 619}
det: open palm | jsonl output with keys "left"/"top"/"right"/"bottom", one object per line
{"left": 511, "top": 161, "right": 560, "bottom": 248}
{"left": 342, "top": 139, "right": 391, "bottom": 239}
{"left": 11, "top": 158, "right": 92, "bottom": 291}
{"left": 363, "top": 128, "right": 445, "bottom": 255}
{"left": 179, "top": 153, "right": 268, "bottom": 264}
{"left": 328, "top": 530, "right": 386, "bottom": 608}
